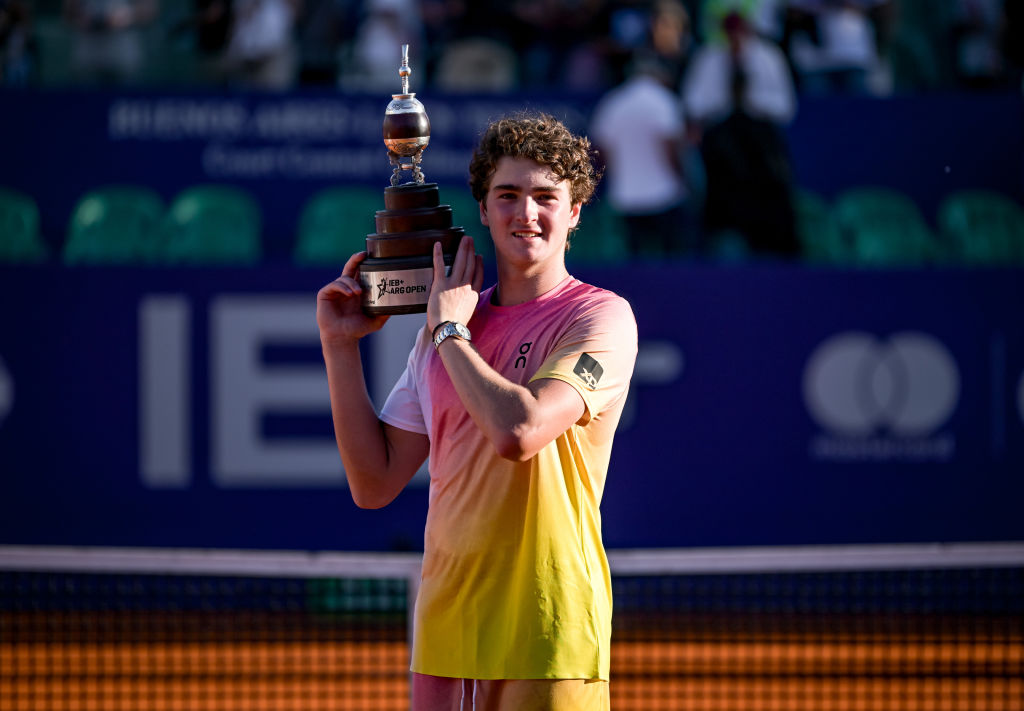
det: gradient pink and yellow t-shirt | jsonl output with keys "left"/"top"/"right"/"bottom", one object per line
{"left": 380, "top": 275, "right": 637, "bottom": 681}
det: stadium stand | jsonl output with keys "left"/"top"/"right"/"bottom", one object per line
{"left": 63, "top": 185, "right": 165, "bottom": 264}
{"left": 833, "top": 187, "right": 938, "bottom": 266}
{"left": 440, "top": 186, "right": 494, "bottom": 262}
{"left": 794, "top": 188, "right": 845, "bottom": 265}
{"left": 294, "top": 186, "right": 379, "bottom": 266}
{"left": 566, "top": 198, "right": 630, "bottom": 265}
{"left": 160, "top": 184, "right": 262, "bottom": 265}
{"left": 0, "top": 187, "right": 46, "bottom": 263}
{"left": 937, "top": 189, "right": 1024, "bottom": 265}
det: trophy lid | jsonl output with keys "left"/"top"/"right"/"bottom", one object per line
{"left": 383, "top": 45, "right": 430, "bottom": 186}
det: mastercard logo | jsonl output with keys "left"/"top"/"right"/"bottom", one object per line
{"left": 803, "top": 332, "right": 960, "bottom": 437}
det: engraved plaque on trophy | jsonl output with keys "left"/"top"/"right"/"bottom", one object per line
{"left": 359, "top": 45, "right": 466, "bottom": 315}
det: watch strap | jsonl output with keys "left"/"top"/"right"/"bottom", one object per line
{"left": 433, "top": 321, "right": 471, "bottom": 350}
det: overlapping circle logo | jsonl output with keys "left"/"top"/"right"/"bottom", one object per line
{"left": 803, "top": 332, "right": 960, "bottom": 437}
{"left": 0, "top": 356, "right": 12, "bottom": 426}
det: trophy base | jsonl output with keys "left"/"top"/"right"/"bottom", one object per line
{"left": 359, "top": 253, "right": 453, "bottom": 315}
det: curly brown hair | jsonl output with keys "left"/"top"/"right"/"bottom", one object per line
{"left": 467, "top": 112, "right": 601, "bottom": 210}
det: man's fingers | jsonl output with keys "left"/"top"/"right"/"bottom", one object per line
{"left": 472, "top": 253, "right": 485, "bottom": 293}
{"left": 319, "top": 274, "right": 362, "bottom": 300}
{"left": 341, "top": 250, "right": 368, "bottom": 279}
{"left": 322, "top": 250, "right": 368, "bottom": 300}
{"left": 432, "top": 240, "right": 446, "bottom": 283}
{"left": 432, "top": 236, "right": 479, "bottom": 289}
{"left": 451, "top": 235, "right": 475, "bottom": 283}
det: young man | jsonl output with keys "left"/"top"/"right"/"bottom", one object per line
{"left": 317, "top": 112, "right": 638, "bottom": 710}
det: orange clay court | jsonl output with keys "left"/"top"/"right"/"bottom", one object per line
{"left": 2, "top": 612, "right": 1021, "bottom": 711}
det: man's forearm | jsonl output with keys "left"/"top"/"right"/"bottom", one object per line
{"left": 323, "top": 339, "right": 385, "bottom": 466}
{"left": 322, "top": 339, "right": 412, "bottom": 507}
{"left": 435, "top": 337, "right": 583, "bottom": 462}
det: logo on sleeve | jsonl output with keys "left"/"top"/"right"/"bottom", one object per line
{"left": 573, "top": 354, "right": 603, "bottom": 389}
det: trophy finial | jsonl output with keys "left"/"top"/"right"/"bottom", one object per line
{"left": 399, "top": 44, "right": 411, "bottom": 95}
{"left": 383, "top": 45, "right": 430, "bottom": 186}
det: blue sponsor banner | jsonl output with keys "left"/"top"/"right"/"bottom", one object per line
{"left": 1, "top": 88, "right": 592, "bottom": 261}
{"left": 2, "top": 88, "right": 1022, "bottom": 262}
{"left": 1, "top": 265, "right": 1021, "bottom": 551}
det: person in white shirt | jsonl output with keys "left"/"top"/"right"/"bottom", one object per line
{"left": 221, "top": 0, "right": 300, "bottom": 89}
{"left": 682, "top": 9, "right": 796, "bottom": 129}
{"left": 590, "top": 54, "right": 695, "bottom": 257}
{"left": 63, "top": 0, "right": 160, "bottom": 85}
{"left": 784, "top": 0, "right": 890, "bottom": 94}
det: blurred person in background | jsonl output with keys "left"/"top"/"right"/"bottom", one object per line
{"left": 783, "top": 0, "right": 892, "bottom": 94}
{"left": 431, "top": 0, "right": 518, "bottom": 94}
{"left": 701, "top": 0, "right": 784, "bottom": 44}
{"left": 220, "top": 0, "right": 301, "bottom": 89}
{"left": 168, "top": 0, "right": 233, "bottom": 85}
{"left": 682, "top": 5, "right": 796, "bottom": 135}
{"left": 503, "top": 0, "right": 604, "bottom": 89}
{"left": 294, "top": 0, "right": 359, "bottom": 85}
{"left": 339, "top": 0, "right": 421, "bottom": 90}
{"left": 507, "top": 0, "right": 569, "bottom": 88}
{"left": 432, "top": 35, "right": 519, "bottom": 92}
{"left": 62, "top": 0, "right": 160, "bottom": 85}
{"left": 648, "top": 0, "right": 694, "bottom": 89}
{"left": 683, "top": 8, "right": 798, "bottom": 257}
{"left": 316, "top": 112, "right": 637, "bottom": 710}
{"left": 0, "top": 0, "right": 35, "bottom": 85}
{"left": 950, "top": 0, "right": 1008, "bottom": 90}
{"left": 597, "top": 0, "right": 660, "bottom": 89}
{"left": 418, "top": 0, "right": 465, "bottom": 86}
{"left": 1004, "top": 0, "right": 1024, "bottom": 91}
{"left": 873, "top": 0, "right": 944, "bottom": 93}
{"left": 591, "top": 51, "right": 696, "bottom": 257}
{"left": 698, "top": 51, "right": 799, "bottom": 257}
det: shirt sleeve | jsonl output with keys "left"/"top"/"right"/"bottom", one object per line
{"left": 529, "top": 294, "right": 638, "bottom": 425}
{"left": 379, "top": 327, "right": 431, "bottom": 435}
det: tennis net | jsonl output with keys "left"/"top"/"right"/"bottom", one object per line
{"left": 1, "top": 543, "right": 1022, "bottom": 711}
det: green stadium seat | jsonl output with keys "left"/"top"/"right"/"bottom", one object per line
{"left": 937, "top": 190, "right": 1024, "bottom": 265}
{"left": 440, "top": 186, "right": 480, "bottom": 228}
{"left": 567, "top": 199, "right": 629, "bottom": 265}
{"left": 794, "top": 189, "right": 846, "bottom": 264}
{"left": 161, "top": 185, "right": 262, "bottom": 265}
{"left": 441, "top": 186, "right": 493, "bottom": 261}
{"left": 0, "top": 188, "right": 46, "bottom": 263}
{"left": 63, "top": 185, "right": 165, "bottom": 264}
{"left": 704, "top": 229, "right": 752, "bottom": 263}
{"left": 294, "top": 186, "right": 380, "bottom": 266}
{"left": 296, "top": 185, "right": 493, "bottom": 265}
{"left": 833, "top": 187, "right": 938, "bottom": 266}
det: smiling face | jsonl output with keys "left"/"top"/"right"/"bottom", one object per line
{"left": 480, "top": 156, "right": 582, "bottom": 278}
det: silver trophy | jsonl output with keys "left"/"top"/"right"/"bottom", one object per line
{"left": 358, "top": 45, "right": 466, "bottom": 315}
{"left": 383, "top": 45, "right": 431, "bottom": 186}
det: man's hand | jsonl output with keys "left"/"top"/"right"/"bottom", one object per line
{"left": 427, "top": 235, "right": 484, "bottom": 333}
{"left": 317, "top": 251, "right": 389, "bottom": 347}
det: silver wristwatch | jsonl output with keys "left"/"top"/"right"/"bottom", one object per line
{"left": 433, "top": 321, "right": 471, "bottom": 350}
